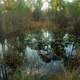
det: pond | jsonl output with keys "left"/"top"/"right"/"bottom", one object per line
{"left": 0, "top": 33, "right": 79, "bottom": 76}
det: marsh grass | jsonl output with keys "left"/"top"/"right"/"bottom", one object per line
{"left": 8, "top": 69, "right": 80, "bottom": 80}
{"left": 48, "top": 70, "right": 80, "bottom": 80}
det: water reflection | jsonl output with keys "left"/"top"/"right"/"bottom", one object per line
{"left": 0, "top": 33, "right": 78, "bottom": 74}
{"left": 64, "top": 43, "right": 76, "bottom": 57}
{"left": 25, "top": 46, "right": 64, "bottom": 74}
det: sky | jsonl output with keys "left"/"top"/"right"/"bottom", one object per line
{"left": 41, "top": 0, "right": 74, "bottom": 10}
{"left": 63, "top": 0, "right": 74, "bottom": 3}
{"left": 41, "top": 1, "right": 49, "bottom": 10}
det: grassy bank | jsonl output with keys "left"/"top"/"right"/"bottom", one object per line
{"left": 8, "top": 69, "right": 80, "bottom": 80}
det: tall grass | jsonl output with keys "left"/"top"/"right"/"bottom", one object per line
{"left": 48, "top": 70, "right": 80, "bottom": 80}
{"left": 8, "top": 69, "right": 80, "bottom": 80}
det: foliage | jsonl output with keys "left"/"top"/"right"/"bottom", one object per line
{"left": 3, "top": 49, "right": 23, "bottom": 69}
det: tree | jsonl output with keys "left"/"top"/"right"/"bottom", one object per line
{"left": 14, "top": 0, "right": 29, "bottom": 13}
{"left": 32, "top": 0, "right": 43, "bottom": 21}
{"left": 50, "top": 0, "right": 64, "bottom": 11}
{"left": 3, "top": 0, "right": 15, "bottom": 11}
{"left": 32, "top": 8, "right": 43, "bottom": 21}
